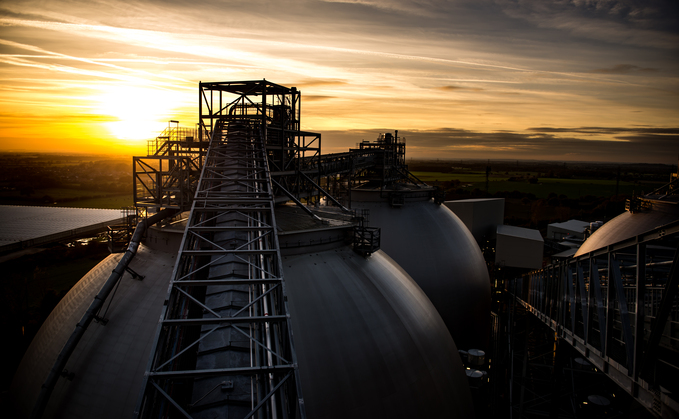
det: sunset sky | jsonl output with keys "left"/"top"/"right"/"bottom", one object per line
{"left": 1, "top": 0, "right": 677, "bottom": 163}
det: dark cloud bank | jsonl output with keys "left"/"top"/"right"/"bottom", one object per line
{"left": 320, "top": 126, "right": 678, "bottom": 163}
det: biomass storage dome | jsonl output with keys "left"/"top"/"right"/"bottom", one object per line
{"left": 279, "top": 207, "right": 474, "bottom": 418}
{"left": 11, "top": 222, "right": 183, "bottom": 419}
{"left": 575, "top": 198, "right": 679, "bottom": 257}
{"left": 12, "top": 208, "right": 475, "bottom": 419}
{"left": 351, "top": 186, "right": 491, "bottom": 351}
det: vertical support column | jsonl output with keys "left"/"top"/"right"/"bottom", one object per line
{"left": 545, "top": 268, "right": 552, "bottom": 319}
{"left": 568, "top": 265, "right": 576, "bottom": 334}
{"left": 577, "top": 264, "right": 589, "bottom": 342}
{"left": 605, "top": 250, "right": 615, "bottom": 359}
{"left": 585, "top": 259, "right": 594, "bottom": 347}
{"left": 633, "top": 241, "right": 646, "bottom": 379}
{"left": 559, "top": 263, "right": 568, "bottom": 331}
{"left": 541, "top": 271, "right": 546, "bottom": 314}
{"left": 611, "top": 257, "right": 635, "bottom": 373}
{"left": 550, "top": 265, "right": 557, "bottom": 321}
{"left": 591, "top": 259, "right": 607, "bottom": 353}
{"left": 199, "top": 82, "right": 203, "bottom": 142}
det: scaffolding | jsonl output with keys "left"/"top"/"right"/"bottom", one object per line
{"left": 134, "top": 121, "right": 206, "bottom": 212}
{"left": 134, "top": 82, "right": 430, "bottom": 215}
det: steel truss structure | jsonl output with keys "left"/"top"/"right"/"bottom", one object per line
{"left": 509, "top": 220, "right": 679, "bottom": 417}
{"left": 199, "top": 81, "right": 324, "bottom": 206}
{"left": 134, "top": 122, "right": 206, "bottom": 212}
{"left": 135, "top": 118, "right": 304, "bottom": 419}
{"left": 134, "top": 81, "right": 429, "bottom": 214}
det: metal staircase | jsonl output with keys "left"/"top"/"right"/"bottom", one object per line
{"left": 135, "top": 117, "right": 305, "bottom": 419}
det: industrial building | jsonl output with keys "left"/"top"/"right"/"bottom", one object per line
{"left": 546, "top": 219, "right": 590, "bottom": 240}
{"left": 12, "top": 81, "right": 486, "bottom": 419}
{"left": 444, "top": 197, "right": 504, "bottom": 243}
{"left": 495, "top": 225, "right": 544, "bottom": 270}
{"left": 10, "top": 80, "right": 679, "bottom": 419}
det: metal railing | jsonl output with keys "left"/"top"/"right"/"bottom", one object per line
{"left": 507, "top": 219, "right": 679, "bottom": 417}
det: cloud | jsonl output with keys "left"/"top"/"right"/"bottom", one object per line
{"left": 494, "top": 0, "right": 679, "bottom": 49}
{"left": 591, "top": 64, "right": 659, "bottom": 74}
{"left": 527, "top": 127, "right": 679, "bottom": 135}
{"left": 437, "top": 85, "right": 484, "bottom": 92}
{"left": 292, "top": 78, "right": 348, "bottom": 88}
{"left": 302, "top": 95, "right": 337, "bottom": 102}
{"left": 0, "top": 1, "right": 676, "bottom": 162}
{"left": 319, "top": 126, "right": 678, "bottom": 163}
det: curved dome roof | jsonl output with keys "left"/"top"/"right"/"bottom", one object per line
{"left": 283, "top": 246, "right": 474, "bottom": 418}
{"left": 14, "top": 211, "right": 475, "bottom": 418}
{"left": 575, "top": 201, "right": 679, "bottom": 256}
{"left": 11, "top": 245, "right": 176, "bottom": 419}
{"left": 352, "top": 189, "right": 491, "bottom": 351}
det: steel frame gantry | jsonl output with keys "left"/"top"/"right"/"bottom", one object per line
{"left": 134, "top": 81, "right": 430, "bottom": 214}
{"left": 135, "top": 117, "right": 305, "bottom": 419}
{"left": 198, "top": 80, "right": 324, "bottom": 206}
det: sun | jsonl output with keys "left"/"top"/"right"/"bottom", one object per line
{"left": 95, "top": 85, "right": 185, "bottom": 143}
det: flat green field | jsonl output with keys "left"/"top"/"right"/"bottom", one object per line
{"left": 410, "top": 171, "right": 655, "bottom": 198}
{"left": 0, "top": 188, "right": 133, "bottom": 209}
{"left": 59, "top": 195, "right": 133, "bottom": 209}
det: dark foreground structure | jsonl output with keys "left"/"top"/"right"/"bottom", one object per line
{"left": 12, "top": 80, "right": 679, "bottom": 419}
{"left": 505, "top": 180, "right": 679, "bottom": 418}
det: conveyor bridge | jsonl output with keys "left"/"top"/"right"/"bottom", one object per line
{"left": 508, "top": 220, "right": 679, "bottom": 417}
{"left": 135, "top": 116, "right": 305, "bottom": 419}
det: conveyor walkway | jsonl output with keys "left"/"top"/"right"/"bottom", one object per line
{"left": 508, "top": 220, "right": 679, "bottom": 417}
{"left": 136, "top": 118, "right": 304, "bottom": 419}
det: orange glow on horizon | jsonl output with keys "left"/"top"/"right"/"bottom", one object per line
{"left": 0, "top": 2, "right": 675, "bottom": 163}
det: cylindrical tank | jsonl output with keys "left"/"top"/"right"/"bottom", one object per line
{"left": 351, "top": 186, "right": 491, "bottom": 351}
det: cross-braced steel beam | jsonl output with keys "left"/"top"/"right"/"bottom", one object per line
{"left": 135, "top": 118, "right": 305, "bottom": 419}
{"left": 509, "top": 220, "right": 679, "bottom": 417}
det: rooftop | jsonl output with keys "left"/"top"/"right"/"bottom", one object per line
{"left": 0, "top": 205, "right": 124, "bottom": 252}
{"left": 497, "top": 225, "right": 544, "bottom": 242}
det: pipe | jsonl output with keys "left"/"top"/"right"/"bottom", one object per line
{"left": 299, "top": 171, "right": 351, "bottom": 213}
{"left": 271, "top": 179, "right": 322, "bottom": 222}
{"left": 30, "top": 208, "right": 179, "bottom": 419}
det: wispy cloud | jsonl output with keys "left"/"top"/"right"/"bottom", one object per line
{"left": 0, "top": 1, "right": 676, "bottom": 162}
{"left": 591, "top": 64, "right": 659, "bottom": 74}
{"left": 437, "top": 85, "right": 484, "bottom": 92}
